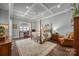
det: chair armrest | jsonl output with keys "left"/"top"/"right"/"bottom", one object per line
{"left": 63, "top": 38, "right": 74, "bottom": 46}
{"left": 64, "top": 38, "right": 73, "bottom": 41}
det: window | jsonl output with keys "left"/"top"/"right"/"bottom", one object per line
{"left": 20, "top": 26, "right": 29, "bottom": 31}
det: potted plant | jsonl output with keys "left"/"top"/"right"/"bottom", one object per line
{"left": 71, "top": 3, "right": 79, "bottom": 24}
{"left": 72, "top": 3, "right": 79, "bottom": 17}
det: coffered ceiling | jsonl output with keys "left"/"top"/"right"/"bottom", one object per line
{"left": 11, "top": 3, "right": 72, "bottom": 22}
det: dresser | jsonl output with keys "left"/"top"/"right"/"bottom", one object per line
{"left": 52, "top": 33, "right": 59, "bottom": 42}
{"left": 0, "top": 37, "right": 12, "bottom": 56}
{"left": 74, "top": 17, "right": 79, "bottom": 55}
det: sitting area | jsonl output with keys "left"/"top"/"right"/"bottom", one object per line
{"left": 51, "top": 32, "right": 74, "bottom": 47}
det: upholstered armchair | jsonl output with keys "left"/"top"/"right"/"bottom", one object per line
{"left": 58, "top": 32, "right": 74, "bottom": 47}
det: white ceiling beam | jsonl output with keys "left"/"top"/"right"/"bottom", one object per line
{"left": 13, "top": 9, "right": 25, "bottom": 17}
{"left": 13, "top": 12, "right": 24, "bottom": 17}
{"left": 13, "top": 10, "right": 34, "bottom": 19}
{"left": 13, "top": 9, "right": 35, "bottom": 20}
{"left": 14, "top": 9, "right": 24, "bottom": 14}
{"left": 31, "top": 4, "right": 63, "bottom": 19}
{"left": 40, "top": 3, "right": 53, "bottom": 14}
{"left": 14, "top": 9, "right": 36, "bottom": 18}
{"left": 24, "top": 4, "right": 36, "bottom": 16}
{"left": 41, "top": 7, "right": 72, "bottom": 20}
{"left": 13, "top": 13, "right": 32, "bottom": 20}
{"left": 31, "top": 9, "right": 48, "bottom": 19}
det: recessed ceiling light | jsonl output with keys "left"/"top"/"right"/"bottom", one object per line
{"left": 26, "top": 6, "right": 29, "bottom": 9}
{"left": 57, "top": 4, "right": 60, "bottom": 8}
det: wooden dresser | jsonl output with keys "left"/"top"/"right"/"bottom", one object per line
{"left": 52, "top": 33, "right": 59, "bottom": 42}
{"left": 74, "top": 17, "right": 79, "bottom": 55}
{"left": 0, "top": 37, "right": 12, "bottom": 56}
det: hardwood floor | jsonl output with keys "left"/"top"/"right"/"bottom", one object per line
{"left": 12, "top": 39, "right": 75, "bottom": 56}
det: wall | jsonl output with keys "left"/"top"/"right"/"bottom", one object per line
{"left": 12, "top": 18, "right": 31, "bottom": 38}
{"left": 35, "top": 11, "right": 73, "bottom": 36}
{"left": 12, "top": 19, "right": 22, "bottom": 38}
{"left": 0, "top": 9, "right": 9, "bottom": 24}
{"left": 12, "top": 10, "right": 73, "bottom": 38}
{"left": 0, "top": 9, "right": 9, "bottom": 36}
{"left": 53, "top": 11, "right": 73, "bottom": 35}
{"left": 32, "top": 22, "right": 37, "bottom": 30}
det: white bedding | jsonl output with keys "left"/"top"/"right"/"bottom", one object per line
{"left": 32, "top": 32, "right": 51, "bottom": 42}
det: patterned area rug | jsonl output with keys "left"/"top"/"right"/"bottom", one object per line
{"left": 48, "top": 44, "right": 75, "bottom": 56}
{"left": 15, "top": 38, "right": 57, "bottom": 56}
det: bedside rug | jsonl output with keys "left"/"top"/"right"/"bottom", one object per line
{"left": 15, "top": 38, "right": 57, "bottom": 56}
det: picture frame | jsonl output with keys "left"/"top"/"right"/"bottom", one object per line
{"left": 13, "top": 24, "right": 17, "bottom": 29}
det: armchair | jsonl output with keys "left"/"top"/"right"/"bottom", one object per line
{"left": 58, "top": 32, "right": 74, "bottom": 47}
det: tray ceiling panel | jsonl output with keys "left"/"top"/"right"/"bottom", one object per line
{"left": 14, "top": 3, "right": 33, "bottom": 13}
{"left": 51, "top": 3, "right": 72, "bottom": 13}
{"left": 27, "top": 4, "right": 47, "bottom": 16}
{"left": 39, "top": 11, "right": 52, "bottom": 19}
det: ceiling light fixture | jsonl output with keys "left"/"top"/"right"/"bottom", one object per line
{"left": 26, "top": 6, "right": 29, "bottom": 9}
{"left": 57, "top": 4, "right": 60, "bottom": 8}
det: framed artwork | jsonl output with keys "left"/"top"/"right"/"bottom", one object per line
{"left": 13, "top": 24, "right": 17, "bottom": 29}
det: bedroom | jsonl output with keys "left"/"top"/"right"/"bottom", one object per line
{"left": 0, "top": 3, "right": 79, "bottom": 56}
{"left": 11, "top": 3, "right": 75, "bottom": 56}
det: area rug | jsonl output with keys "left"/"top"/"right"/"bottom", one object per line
{"left": 15, "top": 38, "right": 57, "bottom": 56}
